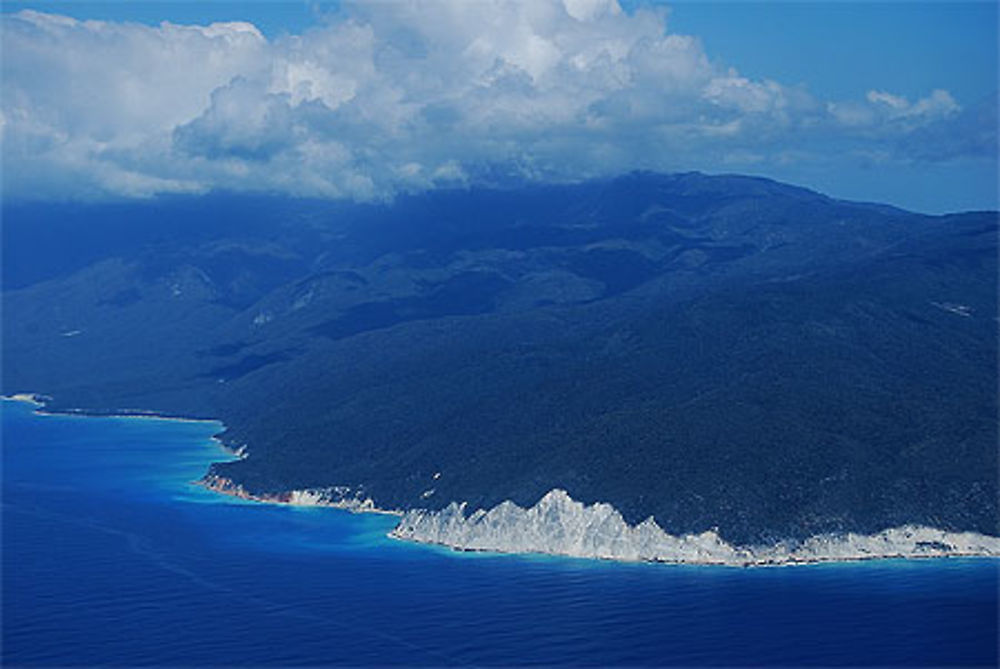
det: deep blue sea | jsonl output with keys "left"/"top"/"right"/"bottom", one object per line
{"left": 3, "top": 399, "right": 997, "bottom": 666}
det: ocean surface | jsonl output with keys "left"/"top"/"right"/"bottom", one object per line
{"left": 3, "top": 399, "right": 997, "bottom": 667}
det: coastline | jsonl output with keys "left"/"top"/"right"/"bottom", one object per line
{"left": 395, "top": 534, "right": 1000, "bottom": 568}
{"left": 388, "top": 489, "right": 1000, "bottom": 568}
{"left": 198, "top": 476, "right": 1000, "bottom": 568}
{"left": 395, "top": 528, "right": 1000, "bottom": 568}
{"left": 6, "top": 393, "right": 998, "bottom": 568}
{"left": 2, "top": 393, "right": 47, "bottom": 407}
{"left": 197, "top": 473, "right": 404, "bottom": 517}
{"left": 2, "top": 393, "right": 219, "bottom": 425}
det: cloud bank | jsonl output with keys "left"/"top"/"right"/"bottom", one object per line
{"left": 1, "top": 2, "right": 994, "bottom": 201}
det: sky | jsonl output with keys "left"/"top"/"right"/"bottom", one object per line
{"left": 1, "top": 1, "right": 997, "bottom": 213}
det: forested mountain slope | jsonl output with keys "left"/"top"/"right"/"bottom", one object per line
{"left": 4, "top": 172, "right": 996, "bottom": 543}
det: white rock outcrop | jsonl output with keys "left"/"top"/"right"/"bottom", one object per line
{"left": 390, "top": 488, "right": 1000, "bottom": 566}
{"left": 198, "top": 474, "right": 401, "bottom": 516}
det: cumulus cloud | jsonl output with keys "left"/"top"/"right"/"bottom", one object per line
{"left": 0, "top": 2, "right": 991, "bottom": 200}
{"left": 895, "top": 94, "right": 998, "bottom": 162}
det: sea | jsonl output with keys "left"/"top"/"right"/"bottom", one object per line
{"left": 3, "top": 398, "right": 998, "bottom": 666}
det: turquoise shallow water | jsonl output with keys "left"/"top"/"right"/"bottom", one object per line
{"left": 3, "top": 399, "right": 997, "bottom": 666}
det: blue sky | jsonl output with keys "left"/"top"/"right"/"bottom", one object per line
{"left": 2, "top": 1, "right": 996, "bottom": 212}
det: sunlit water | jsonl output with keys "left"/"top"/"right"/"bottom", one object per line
{"left": 3, "top": 399, "right": 997, "bottom": 666}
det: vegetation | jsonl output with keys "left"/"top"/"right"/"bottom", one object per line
{"left": 4, "top": 172, "right": 996, "bottom": 543}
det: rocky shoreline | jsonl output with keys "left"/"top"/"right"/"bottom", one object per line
{"left": 7, "top": 394, "right": 999, "bottom": 568}
{"left": 390, "top": 489, "right": 1000, "bottom": 567}
{"left": 197, "top": 473, "right": 403, "bottom": 516}
{"left": 197, "top": 475, "right": 1000, "bottom": 567}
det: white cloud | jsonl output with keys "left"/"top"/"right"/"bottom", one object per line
{"left": 867, "top": 88, "right": 960, "bottom": 122}
{"left": 0, "top": 2, "right": 989, "bottom": 201}
{"left": 703, "top": 73, "right": 785, "bottom": 114}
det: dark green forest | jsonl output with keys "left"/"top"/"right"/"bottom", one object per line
{"left": 4, "top": 172, "right": 996, "bottom": 543}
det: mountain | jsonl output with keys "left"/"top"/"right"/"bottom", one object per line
{"left": 3, "top": 172, "right": 997, "bottom": 545}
